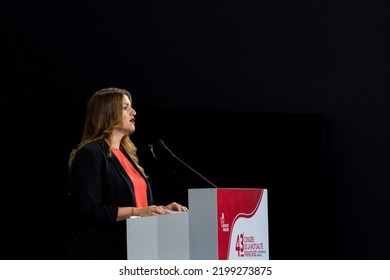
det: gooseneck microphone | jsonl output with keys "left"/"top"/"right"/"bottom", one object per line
{"left": 156, "top": 139, "right": 218, "bottom": 188}
{"left": 147, "top": 144, "right": 195, "bottom": 188}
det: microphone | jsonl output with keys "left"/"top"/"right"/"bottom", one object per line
{"left": 147, "top": 144, "right": 195, "bottom": 188}
{"left": 156, "top": 139, "right": 218, "bottom": 188}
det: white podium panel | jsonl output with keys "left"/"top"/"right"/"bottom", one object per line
{"left": 126, "top": 212, "right": 189, "bottom": 260}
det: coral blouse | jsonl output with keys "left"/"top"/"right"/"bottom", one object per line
{"left": 112, "top": 148, "right": 148, "bottom": 207}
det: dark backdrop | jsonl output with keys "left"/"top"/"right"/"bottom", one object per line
{"left": 2, "top": 0, "right": 389, "bottom": 260}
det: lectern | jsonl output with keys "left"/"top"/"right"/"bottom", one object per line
{"left": 127, "top": 188, "right": 268, "bottom": 260}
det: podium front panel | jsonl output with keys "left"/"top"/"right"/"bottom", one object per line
{"left": 217, "top": 188, "right": 269, "bottom": 260}
{"left": 188, "top": 188, "right": 218, "bottom": 259}
{"left": 127, "top": 213, "right": 189, "bottom": 260}
{"left": 126, "top": 216, "right": 158, "bottom": 259}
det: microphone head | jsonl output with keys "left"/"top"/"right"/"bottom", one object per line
{"left": 156, "top": 139, "right": 166, "bottom": 148}
{"left": 147, "top": 144, "right": 158, "bottom": 159}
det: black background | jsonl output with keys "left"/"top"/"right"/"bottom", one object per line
{"left": 2, "top": 0, "right": 389, "bottom": 260}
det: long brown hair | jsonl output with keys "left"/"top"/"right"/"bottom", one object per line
{"left": 68, "top": 87, "right": 147, "bottom": 177}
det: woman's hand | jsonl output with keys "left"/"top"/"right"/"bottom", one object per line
{"left": 134, "top": 205, "right": 168, "bottom": 217}
{"left": 128, "top": 202, "right": 188, "bottom": 218}
{"left": 163, "top": 202, "right": 188, "bottom": 212}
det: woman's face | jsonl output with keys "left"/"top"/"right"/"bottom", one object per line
{"left": 116, "top": 94, "right": 136, "bottom": 134}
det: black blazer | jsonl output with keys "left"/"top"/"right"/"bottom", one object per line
{"left": 68, "top": 140, "right": 153, "bottom": 260}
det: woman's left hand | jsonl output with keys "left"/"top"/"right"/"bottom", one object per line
{"left": 164, "top": 202, "right": 188, "bottom": 212}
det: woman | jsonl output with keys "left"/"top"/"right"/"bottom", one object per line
{"left": 68, "top": 87, "right": 187, "bottom": 260}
